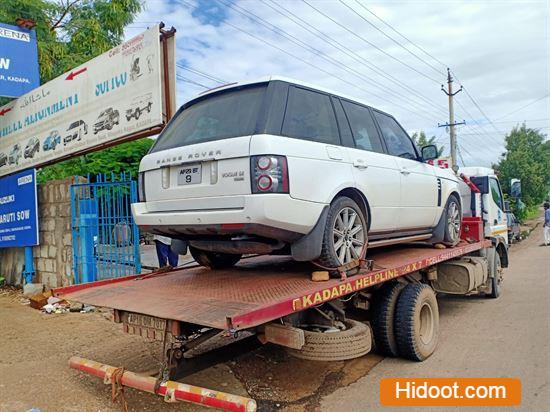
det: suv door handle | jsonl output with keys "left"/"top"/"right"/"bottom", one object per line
{"left": 353, "top": 159, "right": 368, "bottom": 169}
{"left": 400, "top": 168, "right": 410, "bottom": 175}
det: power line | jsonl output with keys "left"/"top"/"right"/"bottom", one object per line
{"left": 341, "top": 0, "right": 445, "bottom": 77}
{"left": 496, "top": 92, "right": 550, "bottom": 120}
{"left": 302, "top": 0, "right": 441, "bottom": 84}
{"left": 176, "top": 0, "right": 437, "bottom": 121}
{"left": 353, "top": 2, "right": 448, "bottom": 70}
{"left": 176, "top": 74, "right": 210, "bottom": 89}
{"left": 176, "top": 63, "right": 227, "bottom": 84}
{"left": 215, "top": 0, "right": 441, "bottom": 120}
{"left": 261, "top": 0, "right": 449, "bottom": 117}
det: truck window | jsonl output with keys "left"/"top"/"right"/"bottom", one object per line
{"left": 281, "top": 86, "right": 340, "bottom": 145}
{"left": 341, "top": 100, "right": 384, "bottom": 153}
{"left": 490, "top": 178, "right": 504, "bottom": 210}
{"left": 373, "top": 111, "right": 417, "bottom": 160}
{"left": 150, "top": 84, "right": 266, "bottom": 153}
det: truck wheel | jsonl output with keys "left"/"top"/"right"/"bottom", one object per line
{"left": 488, "top": 252, "right": 502, "bottom": 299}
{"left": 286, "top": 319, "right": 371, "bottom": 361}
{"left": 189, "top": 246, "right": 242, "bottom": 270}
{"left": 395, "top": 283, "right": 439, "bottom": 361}
{"left": 443, "top": 195, "right": 461, "bottom": 246}
{"left": 371, "top": 282, "right": 405, "bottom": 357}
{"left": 317, "top": 196, "right": 367, "bottom": 271}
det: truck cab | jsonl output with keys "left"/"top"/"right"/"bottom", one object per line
{"left": 459, "top": 167, "right": 508, "bottom": 246}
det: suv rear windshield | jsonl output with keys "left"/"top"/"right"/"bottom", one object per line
{"left": 150, "top": 84, "right": 266, "bottom": 153}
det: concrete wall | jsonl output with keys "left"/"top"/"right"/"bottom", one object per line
{"left": 0, "top": 177, "right": 81, "bottom": 289}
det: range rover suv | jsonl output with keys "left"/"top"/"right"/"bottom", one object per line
{"left": 132, "top": 77, "right": 462, "bottom": 270}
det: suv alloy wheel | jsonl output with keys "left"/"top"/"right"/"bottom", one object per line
{"left": 317, "top": 196, "right": 367, "bottom": 270}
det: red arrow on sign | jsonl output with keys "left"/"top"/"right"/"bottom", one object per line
{"left": 65, "top": 67, "right": 87, "bottom": 80}
{"left": 0, "top": 107, "right": 12, "bottom": 116}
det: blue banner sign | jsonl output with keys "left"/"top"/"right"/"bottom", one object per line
{"left": 0, "top": 168, "right": 39, "bottom": 247}
{"left": 0, "top": 23, "right": 40, "bottom": 98}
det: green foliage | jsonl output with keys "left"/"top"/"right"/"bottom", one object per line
{"left": 1, "top": 0, "right": 147, "bottom": 178}
{"left": 411, "top": 131, "right": 445, "bottom": 157}
{"left": 37, "top": 138, "right": 154, "bottom": 182}
{"left": 0, "top": 0, "right": 143, "bottom": 84}
{"left": 494, "top": 124, "right": 550, "bottom": 212}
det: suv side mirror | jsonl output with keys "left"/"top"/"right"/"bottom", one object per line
{"left": 421, "top": 145, "right": 438, "bottom": 161}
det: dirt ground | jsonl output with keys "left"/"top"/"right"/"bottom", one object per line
{"left": 0, "top": 287, "right": 381, "bottom": 412}
{"left": 1, "top": 216, "right": 544, "bottom": 412}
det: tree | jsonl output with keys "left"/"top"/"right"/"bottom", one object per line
{"left": 0, "top": 0, "right": 143, "bottom": 85}
{"left": 1, "top": 0, "right": 147, "bottom": 180}
{"left": 494, "top": 124, "right": 550, "bottom": 212}
{"left": 37, "top": 138, "right": 154, "bottom": 182}
{"left": 411, "top": 131, "right": 445, "bottom": 157}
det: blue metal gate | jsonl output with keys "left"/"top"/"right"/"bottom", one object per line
{"left": 70, "top": 173, "right": 141, "bottom": 283}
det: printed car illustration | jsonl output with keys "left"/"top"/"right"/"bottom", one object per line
{"left": 64, "top": 120, "right": 88, "bottom": 146}
{"left": 133, "top": 77, "right": 463, "bottom": 271}
{"left": 94, "top": 107, "right": 120, "bottom": 134}
{"left": 126, "top": 93, "right": 152, "bottom": 121}
{"left": 24, "top": 137, "right": 40, "bottom": 159}
{"left": 0, "top": 152, "right": 7, "bottom": 167}
{"left": 43, "top": 130, "right": 61, "bottom": 151}
{"left": 8, "top": 144, "right": 22, "bottom": 165}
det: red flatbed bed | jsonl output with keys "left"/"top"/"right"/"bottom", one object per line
{"left": 54, "top": 240, "right": 489, "bottom": 331}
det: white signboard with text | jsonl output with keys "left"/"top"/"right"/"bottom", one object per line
{"left": 0, "top": 25, "right": 164, "bottom": 177}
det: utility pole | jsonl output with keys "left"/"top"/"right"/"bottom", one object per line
{"left": 438, "top": 68, "right": 465, "bottom": 173}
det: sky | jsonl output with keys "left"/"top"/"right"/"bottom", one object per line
{"left": 124, "top": 0, "right": 550, "bottom": 167}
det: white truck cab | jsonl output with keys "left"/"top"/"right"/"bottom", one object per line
{"left": 458, "top": 167, "right": 508, "bottom": 246}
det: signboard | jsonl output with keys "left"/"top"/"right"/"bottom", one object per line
{"left": 0, "top": 168, "right": 38, "bottom": 248}
{"left": 0, "top": 25, "right": 166, "bottom": 177}
{"left": 0, "top": 23, "right": 40, "bottom": 97}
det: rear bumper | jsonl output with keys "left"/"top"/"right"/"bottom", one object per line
{"left": 132, "top": 194, "right": 326, "bottom": 239}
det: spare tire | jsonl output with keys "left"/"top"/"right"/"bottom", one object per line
{"left": 286, "top": 319, "right": 371, "bottom": 361}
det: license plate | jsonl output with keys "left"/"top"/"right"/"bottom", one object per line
{"left": 123, "top": 312, "right": 167, "bottom": 341}
{"left": 177, "top": 163, "right": 202, "bottom": 185}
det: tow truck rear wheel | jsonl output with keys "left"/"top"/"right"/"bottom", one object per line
{"left": 189, "top": 246, "right": 242, "bottom": 270}
{"left": 395, "top": 283, "right": 439, "bottom": 361}
{"left": 488, "top": 252, "right": 502, "bottom": 299}
{"left": 286, "top": 319, "right": 371, "bottom": 361}
{"left": 371, "top": 282, "right": 405, "bottom": 357}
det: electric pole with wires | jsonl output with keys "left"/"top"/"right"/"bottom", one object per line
{"left": 439, "top": 68, "right": 465, "bottom": 172}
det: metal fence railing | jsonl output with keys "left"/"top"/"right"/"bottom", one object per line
{"left": 70, "top": 172, "right": 141, "bottom": 283}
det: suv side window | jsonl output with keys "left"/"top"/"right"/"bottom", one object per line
{"left": 490, "top": 178, "right": 504, "bottom": 210}
{"left": 341, "top": 100, "right": 384, "bottom": 153}
{"left": 281, "top": 86, "right": 340, "bottom": 145}
{"left": 373, "top": 111, "right": 418, "bottom": 160}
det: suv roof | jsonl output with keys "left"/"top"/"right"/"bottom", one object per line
{"left": 195, "top": 75, "right": 377, "bottom": 112}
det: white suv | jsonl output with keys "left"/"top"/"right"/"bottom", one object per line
{"left": 132, "top": 77, "right": 462, "bottom": 270}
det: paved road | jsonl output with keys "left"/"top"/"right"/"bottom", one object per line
{"left": 320, "top": 222, "right": 550, "bottom": 411}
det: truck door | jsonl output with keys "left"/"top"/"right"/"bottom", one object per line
{"left": 487, "top": 177, "right": 508, "bottom": 243}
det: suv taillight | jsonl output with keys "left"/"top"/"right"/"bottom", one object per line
{"left": 138, "top": 172, "right": 146, "bottom": 202}
{"left": 251, "top": 155, "right": 289, "bottom": 194}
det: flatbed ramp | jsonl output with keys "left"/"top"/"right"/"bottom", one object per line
{"left": 54, "top": 241, "right": 488, "bottom": 331}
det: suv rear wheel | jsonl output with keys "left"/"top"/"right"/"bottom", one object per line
{"left": 317, "top": 196, "right": 367, "bottom": 269}
{"left": 189, "top": 246, "right": 242, "bottom": 270}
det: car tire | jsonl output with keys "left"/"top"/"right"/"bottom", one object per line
{"left": 189, "top": 246, "right": 242, "bottom": 270}
{"left": 286, "top": 319, "right": 371, "bottom": 361}
{"left": 371, "top": 282, "right": 405, "bottom": 357}
{"left": 317, "top": 196, "right": 367, "bottom": 270}
{"left": 442, "top": 195, "right": 461, "bottom": 246}
{"left": 394, "top": 283, "right": 439, "bottom": 361}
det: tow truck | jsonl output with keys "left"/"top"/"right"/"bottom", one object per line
{"left": 53, "top": 167, "right": 509, "bottom": 412}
